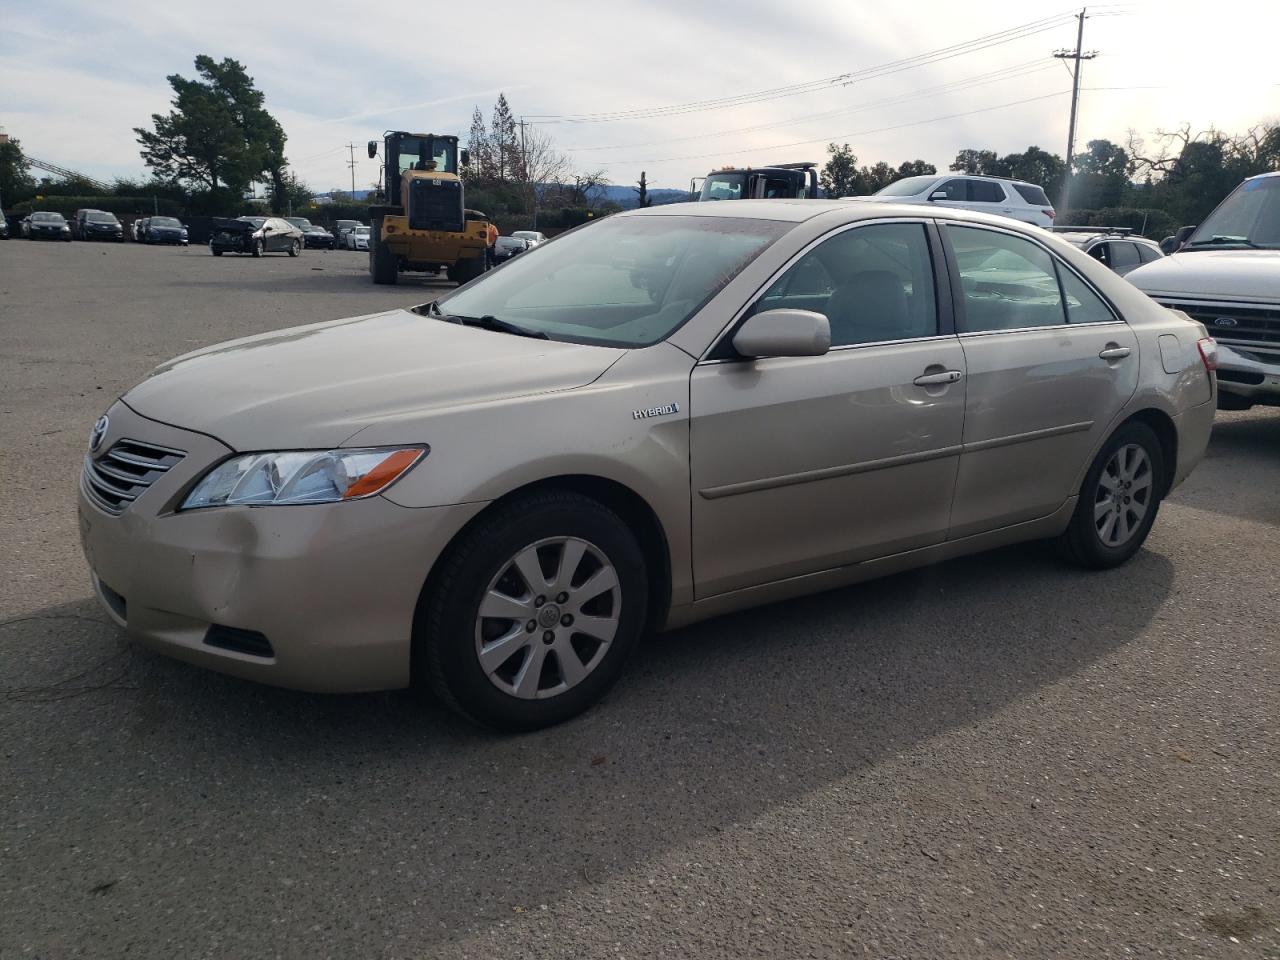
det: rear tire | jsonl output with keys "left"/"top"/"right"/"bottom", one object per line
{"left": 1057, "top": 420, "right": 1165, "bottom": 569}
{"left": 212, "top": 249, "right": 223, "bottom": 256}
{"left": 369, "top": 217, "right": 397, "bottom": 285}
{"left": 417, "top": 491, "right": 648, "bottom": 731}
{"left": 448, "top": 254, "right": 485, "bottom": 286}
{"left": 251, "top": 239, "right": 263, "bottom": 258}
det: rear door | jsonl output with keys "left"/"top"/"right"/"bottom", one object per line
{"left": 941, "top": 222, "right": 1139, "bottom": 538}
{"left": 966, "top": 179, "right": 1010, "bottom": 219}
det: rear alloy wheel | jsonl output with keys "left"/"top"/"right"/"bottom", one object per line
{"left": 1058, "top": 421, "right": 1164, "bottom": 569}
{"left": 419, "top": 492, "right": 647, "bottom": 730}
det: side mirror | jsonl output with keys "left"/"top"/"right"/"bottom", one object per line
{"left": 929, "top": 190, "right": 949, "bottom": 201}
{"left": 367, "top": 140, "right": 378, "bottom": 159}
{"left": 263, "top": 225, "right": 273, "bottom": 233}
{"left": 732, "top": 309, "right": 831, "bottom": 359}
{"left": 1173, "top": 224, "right": 1197, "bottom": 250}
{"left": 1159, "top": 236, "right": 1177, "bottom": 256}
{"left": 460, "top": 149, "right": 471, "bottom": 167}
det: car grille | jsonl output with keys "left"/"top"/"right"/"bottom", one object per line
{"left": 82, "top": 439, "right": 186, "bottom": 515}
{"left": 1158, "top": 299, "right": 1280, "bottom": 356}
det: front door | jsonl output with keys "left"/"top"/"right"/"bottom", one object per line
{"left": 942, "top": 223, "right": 1139, "bottom": 538}
{"left": 690, "top": 221, "right": 967, "bottom": 599}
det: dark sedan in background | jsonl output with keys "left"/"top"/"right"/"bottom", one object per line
{"left": 74, "top": 209, "right": 125, "bottom": 242}
{"left": 144, "top": 216, "right": 189, "bottom": 245}
{"left": 24, "top": 211, "right": 72, "bottom": 241}
{"left": 210, "top": 216, "right": 304, "bottom": 257}
{"left": 300, "top": 224, "right": 336, "bottom": 249}
{"left": 493, "top": 235, "right": 530, "bottom": 263}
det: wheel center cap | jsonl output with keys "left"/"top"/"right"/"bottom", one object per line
{"left": 538, "top": 604, "right": 561, "bottom": 628}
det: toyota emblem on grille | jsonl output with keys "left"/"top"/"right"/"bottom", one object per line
{"left": 89, "top": 415, "right": 109, "bottom": 452}
{"left": 1214, "top": 317, "right": 1238, "bottom": 327}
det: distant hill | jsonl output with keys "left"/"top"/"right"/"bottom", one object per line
{"left": 588, "top": 184, "right": 691, "bottom": 209}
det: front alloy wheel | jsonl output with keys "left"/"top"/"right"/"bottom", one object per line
{"left": 475, "top": 537, "right": 620, "bottom": 700}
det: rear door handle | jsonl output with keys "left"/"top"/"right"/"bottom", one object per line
{"left": 913, "top": 369, "right": 964, "bottom": 386}
{"left": 1098, "top": 346, "right": 1132, "bottom": 360}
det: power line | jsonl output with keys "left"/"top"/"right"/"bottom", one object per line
{"left": 527, "top": 9, "right": 1088, "bottom": 124}
{"left": 590, "top": 90, "right": 1072, "bottom": 168}
{"left": 563, "top": 58, "right": 1058, "bottom": 153}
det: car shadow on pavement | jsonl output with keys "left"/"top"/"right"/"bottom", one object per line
{"left": 0, "top": 541, "right": 1174, "bottom": 953}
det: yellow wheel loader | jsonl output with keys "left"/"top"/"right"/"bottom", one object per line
{"left": 366, "top": 131, "right": 491, "bottom": 285}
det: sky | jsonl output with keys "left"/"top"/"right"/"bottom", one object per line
{"left": 2, "top": 0, "right": 1278, "bottom": 195}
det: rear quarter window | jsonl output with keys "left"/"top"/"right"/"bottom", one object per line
{"left": 1012, "top": 183, "right": 1051, "bottom": 206}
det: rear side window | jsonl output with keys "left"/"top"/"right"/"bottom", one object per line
{"left": 969, "top": 180, "right": 1006, "bottom": 203}
{"left": 947, "top": 225, "right": 1065, "bottom": 332}
{"left": 1057, "top": 266, "right": 1115, "bottom": 324}
{"left": 1109, "top": 242, "right": 1140, "bottom": 271}
{"left": 1012, "top": 183, "right": 1051, "bottom": 206}
{"left": 1137, "top": 243, "right": 1162, "bottom": 264}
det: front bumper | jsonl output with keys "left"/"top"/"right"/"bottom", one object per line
{"left": 1215, "top": 344, "right": 1280, "bottom": 406}
{"left": 30, "top": 229, "right": 69, "bottom": 240}
{"left": 77, "top": 401, "right": 485, "bottom": 692}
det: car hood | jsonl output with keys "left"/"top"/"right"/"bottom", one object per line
{"left": 1126, "top": 249, "right": 1280, "bottom": 303}
{"left": 123, "top": 308, "right": 626, "bottom": 450}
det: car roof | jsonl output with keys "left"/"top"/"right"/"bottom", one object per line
{"left": 621, "top": 198, "right": 1058, "bottom": 228}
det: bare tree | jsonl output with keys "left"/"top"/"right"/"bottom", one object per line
{"left": 515, "top": 125, "right": 571, "bottom": 215}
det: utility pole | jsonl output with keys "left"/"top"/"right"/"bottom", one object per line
{"left": 518, "top": 118, "right": 536, "bottom": 230}
{"left": 345, "top": 142, "right": 358, "bottom": 200}
{"left": 1053, "top": 7, "right": 1097, "bottom": 211}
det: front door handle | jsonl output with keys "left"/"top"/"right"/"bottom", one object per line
{"left": 1098, "top": 345, "right": 1132, "bottom": 360}
{"left": 913, "top": 369, "right": 964, "bottom": 386}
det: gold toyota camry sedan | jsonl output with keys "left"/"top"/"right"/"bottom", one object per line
{"left": 78, "top": 201, "right": 1218, "bottom": 729}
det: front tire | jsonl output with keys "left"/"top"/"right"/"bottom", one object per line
{"left": 1058, "top": 421, "right": 1165, "bottom": 569}
{"left": 369, "top": 218, "right": 397, "bottom": 285}
{"left": 251, "top": 239, "right": 263, "bottom": 258}
{"left": 211, "top": 249, "right": 223, "bottom": 256}
{"left": 288, "top": 239, "right": 301, "bottom": 257}
{"left": 418, "top": 491, "right": 648, "bottom": 731}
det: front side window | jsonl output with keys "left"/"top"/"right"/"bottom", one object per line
{"left": 753, "top": 223, "right": 938, "bottom": 346}
{"left": 969, "top": 180, "right": 1006, "bottom": 203}
{"left": 1137, "top": 243, "right": 1162, "bottom": 264}
{"left": 438, "top": 215, "right": 789, "bottom": 347}
{"left": 936, "top": 179, "right": 970, "bottom": 202}
{"left": 948, "top": 225, "right": 1065, "bottom": 332}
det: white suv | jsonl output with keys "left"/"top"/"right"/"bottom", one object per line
{"left": 854, "top": 175, "right": 1056, "bottom": 228}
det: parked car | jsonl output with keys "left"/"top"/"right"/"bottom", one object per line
{"left": 857, "top": 175, "right": 1056, "bottom": 228}
{"left": 209, "top": 216, "right": 303, "bottom": 257}
{"left": 492, "top": 236, "right": 529, "bottom": 262}
{"left": 511, "top": 230, "right": 547, "bottom": 247}
{"left": 0, "top": 217, "right": 8, "bottom": 240}
{"left": 346, "top": 225, "right": 371, "bottom": 251}
{"left": 333, "top": 219, "right": 363, "bottom": 249}
{"left": 78, "top": 201, "right": 1216, "bottom": 730}
{"left": 300, "top": 224, "right": 335, "bottom": 249}
{"left": 1127, "top": 171, "right": 1280, "bottom": 409}
{"left": 1053, "top": 228, "right": 1163, "bottom": 276}
{"left": 74, "top": 209, "right": 125, "bottom": 242}
{"left": 144, "top": 216, "right": 188, "bottom": 245}
{"left": 25, "top": 211, "right": 72, "bottom": 241}
{"left": 132, "top": 217, "right": 148, "bottom": 242}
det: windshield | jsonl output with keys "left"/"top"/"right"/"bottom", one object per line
{"left": 32, "top": 212, "right": 65, "bottom": 222}
{"left": 86, "top": 212, "right": 118, "bottom": 223}
{"left": 874, "top": 176, "right": 939, "bottom": 198}
{"left": 434, "top": 214, "right": 789, "bottom": 347}
{"left": 512, "top": 231, "right": 539, "bottom": 240}
{"left": 353, "top": 226, "right": 370, "bottom": 235}
{"left": 239, "top": 217, "right": 267, "bottom": 228}
{"left": 286, "top": 218, "right": 312, "bottom": 229}
{"left": 1186, "top": 176, "right": 1280, "bottom": 249}
{"left": 151, "top": 217, "right": 181, "bottom": 227}
{"left": 395, "top": 136, "right": 457, "bottom": 176}
{"left": 699, "top": 173, "right": 748, "bottom": 201}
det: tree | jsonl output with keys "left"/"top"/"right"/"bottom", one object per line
{"left": 464, "top": 107, "right": 493, "bottom": 184}
{"left": 1070, "top": 139, "right": 1131, "bottom": 209}
{"left": 858, "top": 161, "right": 897, "bottom": 194}
{"left": 135, "top": 56, "right": 287, "bottom": 202}
{"left": 950, "top": 149, "right": 999, "bottom": 175}
{"left": 897, "top": 160, "right": 937, "bottom": 179}
{"left": 820, "top": 142, "right": 860, "bottom": 198}
{"left": 490, "top": 93, "right": 520, "bottom": 182}
{"left": 0, "top": 135, "right": 36, "bottom": 205}
{"left": 998, "top": 146, "right": 1066, "bottom": 201}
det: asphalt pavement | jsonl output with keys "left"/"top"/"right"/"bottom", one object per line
{"left": 1, "top": 240, "right": 1277, "bottom": 959}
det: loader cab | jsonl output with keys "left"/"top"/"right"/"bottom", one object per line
{"left": 368, "top": 132, "right": 468, "bottom": 207}
{"left": 696, "top": 163, "right": 819, "bottom": 202}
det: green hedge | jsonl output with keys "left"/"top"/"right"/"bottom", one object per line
{"left": 1056, "top": 207, "right": 1180, "bottom": 240}
{"left": 10, "top": 195, "right": 185, "bottom": 217}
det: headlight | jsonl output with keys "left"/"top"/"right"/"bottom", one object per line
{"left": 181, "top": 446, "right": 426, "bottom": 510}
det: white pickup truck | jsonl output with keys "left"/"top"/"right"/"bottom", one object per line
{"left": 1127, "top": 172, "right": 1280, "bottom": 409}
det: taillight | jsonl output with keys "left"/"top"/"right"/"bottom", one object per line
{"left": 1197, "top": 337, "right": 1218, "bottom": 372}
{"left": 1043, "top": 208, "right": 1056, "bottom": 221}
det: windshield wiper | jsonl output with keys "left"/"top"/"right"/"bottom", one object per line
{"left": 423, "top": 301, "right": 547, "bottom": 339}
{"left": 1185, "top": 234, "right": 1262, "bottom": 249}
